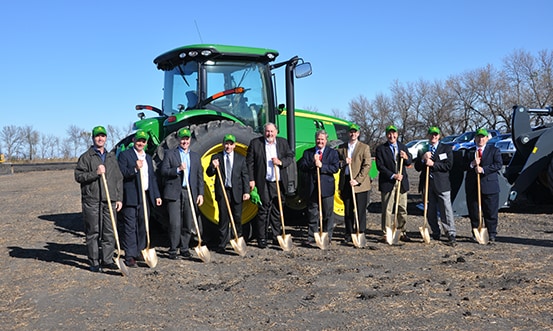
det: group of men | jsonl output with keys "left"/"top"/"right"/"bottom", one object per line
{"left": 376, "top": 125, "right": 502, "bottom": 246}
{"left": 75, "top": 121, "right": 501, "bottom": 273}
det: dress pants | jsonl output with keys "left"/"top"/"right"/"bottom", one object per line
{"left": 466, "top": 190, "right": 499, "bottom": 238}
{"left": 306, "top": 195, "right": 335, "bottom": 242}
{"left": 218, "top": 186, "right": 243, "bottom": 249}
{"left": 166, "top": 187, "right": 202, "bottom": 254}
{"left": 426, "top": 180, "right": 456, "bottom": 237}
{"left": 342, "top": 187, "right": 368, "bottom": 237}
{"left": 255, "top": 181, "right": 283, "bottom": 241}
{"left": 380, "top": 189, "right": 408, "bottom": 233}
{"left": 120, "top": 202, "right": 147, "bottom": 261}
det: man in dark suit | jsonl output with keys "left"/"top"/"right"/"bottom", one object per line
{"left": 298, "top": 129, "right": 340, "bottom": 245}
{"left": 160, "top": 128, "right": 205, "bottom": 259}
{"left": 206, "top": 134, "right": 250, "bottom": 253}
{"left": 415, "top": 126, "right": 457, "bottom": 246}
{"left": 118, "top": 130, "right": 162, "bottom": 267}
{"left": 375, "top": 125, "right": 412, "bottom": 242}
{"left": 338, "top": 123, "right": 372, "bottom": 244}
{"left": 464, "top": 128, "right": 503, "bottom": 243}
{"left": 246, "top": 122, "right": 294, "bottom": 248}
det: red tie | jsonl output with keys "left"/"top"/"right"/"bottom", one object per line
{"left": 317, "top": 150, "right": 322, "bottom": 160}
{"left": 478, "top": 148, "right": 482, "bottom": 158}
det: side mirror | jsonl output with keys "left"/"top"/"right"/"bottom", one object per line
{"left": 295, "top": 62, "right": 312, "bottom": 79}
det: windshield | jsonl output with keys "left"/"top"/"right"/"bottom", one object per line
{"left": 162, "top": 60, "right": 270, "bottom": 132}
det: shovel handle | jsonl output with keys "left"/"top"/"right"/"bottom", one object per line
{"left": 273, "top": 164, "right": 287, "bottom": 236}
{"left": 101, "top": 173, "right": 123, "bottom": 257}
{"left": 316, "top": 166, "right": 324, "bottom": 234}
{"left": 423, "top": 165, "right": 429, "bottom": 227}
{"left": 138, "top": 167, "right": 151, "bottom": 249}
{"left": 392, "top": 158, "right": 404, "bottom": 229}
{"left": 215, "top": 165, "right": 240, "bottom": 240}
{"left": 182, "top": 169, "right": 203, "bottom": 246}
{"left": 348, "top": 164, "right": 361, "bottom": 235}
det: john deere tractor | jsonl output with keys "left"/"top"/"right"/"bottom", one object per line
{"left": 116, "top": 44, "right": 355, "bottom": 229}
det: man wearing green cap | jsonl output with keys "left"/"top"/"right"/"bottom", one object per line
{"left": 207, "top": 134, "right": 250, "bottom": 253}
{"left": 375, "top": 124, "right": 412, "bottom": 242}
{"left": 337, "top": 123, "right": 372, "bottom": 245}
{"left": 160, "top": 127, "right": 205, "bottom": 259}
{"left": 463, "top": 128, "right": 502, "bottom": 243}
{"left": 75, "top": 125, "right": 123, "bottom": 272}
{"left": 415, "top": 126, "right": 457, "bottom": 245}
{"left": 117, "top": 130, "right": 162, "bottom": 266}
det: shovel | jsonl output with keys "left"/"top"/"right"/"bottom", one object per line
{"left": 101, "top": 173, "right": 129, "bottom": 276}
{"left": 183, "top": 171, "right": 211, "bottom": 262}
{"left": 215, "top": 166, "right": 247, "bottom": 256}
{"left": 419, "top": 165, "right": 431, "bottom": 244}
{"left": 139, "top": 168, "right": 158, "bottom": 268}
{"left": 348, "top": 164, "right": 366, "bottom": 248}
{"left": 387, "top": 158, "right": 403, "bottom": 245}
{"left": 314, "top": 166, "right": 330, "bottom": 250}
{"left": 274, "top": 164, "right": 293, "bottom": 251}
{"left": 473, "top": 158, "right": 489, "bottom": 244}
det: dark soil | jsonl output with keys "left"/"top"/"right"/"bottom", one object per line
{"left": 1, "top": 169, "right": 552, "bottom": 330}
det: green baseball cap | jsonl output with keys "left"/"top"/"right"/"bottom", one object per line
{"left": 428, "top": 126, "right": 441, "bottom": 135}
{"left": 385, "top": 125, "right": 397, "bottom": 133}
{"left": 135, "top": 130, "right": 149, "bottom": 141}
{"left": 476, "top": 128, "right": 489, "bottom": 137}
{"left": 178, "top": 128, "right": 191, "bottom": 138}
{"left": 223, "top": 134, "right": 236, "bottom": 143}
{"left": 92, "top": 126, "right": 107, "bottom": 137}
{"left": 349, "top": 123, "right": 360, "bottom": 132}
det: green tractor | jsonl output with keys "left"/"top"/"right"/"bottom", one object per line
{"left": 117, "top": 44, "right": 356, "bottom": 230}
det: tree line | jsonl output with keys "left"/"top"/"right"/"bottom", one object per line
{"left": 0, "top": 124, "right": 131, "bottom": 161}
{"left": 340, "top": 49, "right": 553, "bottom": 150}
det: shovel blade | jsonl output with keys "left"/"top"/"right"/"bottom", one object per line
{"left": 419, "top": 226, "right": 431, "bottom": 244}
{"left": 141, "top": 248, "right": 158, "bottom": 268}
{"left": 314, "top": 232, "right": 329, "bottom": 250}
{"left": 277, "top": 234, "right": 293, "bottom": 251}
{"left": 473, "top": 228, "right": 488, "bottom": 245}
{"left": 114, "top": 257, "right": 129, "bottom": 277}
{"left": 351, "top": 233, "right": 366, "bottom": 248}
{"left": 385, "top": 227, "right": 394, "bottom": 245}
{"left": 195, "top": 245, "right": 211, "bottom": 263}
{"left": 230, "top": 237, "right": 247, "bottom": 256}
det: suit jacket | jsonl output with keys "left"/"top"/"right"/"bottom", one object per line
{"left": 246, "top": 136, "right": 294, "bottom": 194}
{"left": 464, "top": 145, "right": 503, "bottom": 195}
{"left": 337, "top": 141, "right": 372, "bottom": 194}
{"left": 414, "top": 142, "right": 453, "bottom": 193}
{"left": 160, "top": 148, "right": 204, "bottom": 201}
{"left": 118, "top": 148, "right": 161, "bottom": 207}
{"left": 375, "top": 141, "right": 412, "bottom": 194}
{"left": 206, "top": 152, "right": 249, "bottom": 202}
{"left": 298, "top": 146, "right": 340, "bottom": 198}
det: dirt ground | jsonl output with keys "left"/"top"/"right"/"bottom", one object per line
{"left": 1, "top": 168, "right": 552, "bottom": 330}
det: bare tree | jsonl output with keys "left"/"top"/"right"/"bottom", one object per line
{"left": 20, "top": 126, "right": 39, "bottom": 160}
{"left": 0, "top": 125, "right": 23, "bottom": 160}
{"left": 66, "top": 125, "right": 89, "bottom": 158}
{"left": 39, "top": 134, "right": 60, "bottom": 159}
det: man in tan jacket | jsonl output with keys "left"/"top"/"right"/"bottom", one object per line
{"left": 338, "top": 124, "right": 372, "bottom": 245}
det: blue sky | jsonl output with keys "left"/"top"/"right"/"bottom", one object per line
{"left": 1, "top": 0, "right": 552, "bottom": 140}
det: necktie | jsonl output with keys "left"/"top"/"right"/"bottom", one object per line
{"left": 225, "top": 154, "right": 232, "bottom": 187}
{"left": 430, "top": 145, "right": 436, "bottom": 159}
{"left": 478, "top": 148, "right": 482, "bottom": 158}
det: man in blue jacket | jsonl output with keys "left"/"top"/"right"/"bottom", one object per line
{"left": 160, "top": 128, "right": 205, "bottom": 259}
{"left": 298, "top": 129, "right": 340, "bottom": 246}
{"left": 118, "top": 130, "right": 162, "bottom": 267}
{"left": 464, "top": 128, "right": 503, "bottom": 243}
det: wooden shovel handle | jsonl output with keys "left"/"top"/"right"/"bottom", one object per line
{"left": 273, "top": 164, "right": 286, "bottom": 236}
{"left": 215, "top": 165, "right": 240, "bottom": 240}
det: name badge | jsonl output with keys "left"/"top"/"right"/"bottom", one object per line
{"left": 438, "top": 153, "right": 447, "bottom": 160}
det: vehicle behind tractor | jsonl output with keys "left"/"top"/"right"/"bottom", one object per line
{"left": 116, "top": 44, "right": 356, "bottom": 231}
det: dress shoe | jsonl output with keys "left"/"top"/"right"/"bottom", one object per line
{"left": 446, "top": 235, "right": 457, "bottom": 247}
{"left": 125, "top": 257, "right": 137, "bottom": 268}
{"left": 101, "top": 262, "right": 118, "bottom": 270}
{"left": 342, "top": 237, "right": 353, "bottom": 245}
{"left": 180, "top": 249, "right": 191, "bottom": 258}
{"left": 431, "top": 233, "right": 441, "bottom": 241}
{"left": 90, "top": 265, "right": 101, "bottom": 273}
{"left": 488, "top": 237, "right": 496, "bottom": 245}
{"left": 258, "top": 239, "right": 267, "bottom": 249}
{"left": 216, "top": 247, "right": 226, "bottom": 254}
{"left": 400, "top": 233, "right": 412, "bottom": 242}
{"left": 168, "top": 252, "right": 177, "bottom": 260}
{"left": 302, "top": 240, "right": 315, "bottom": 247}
